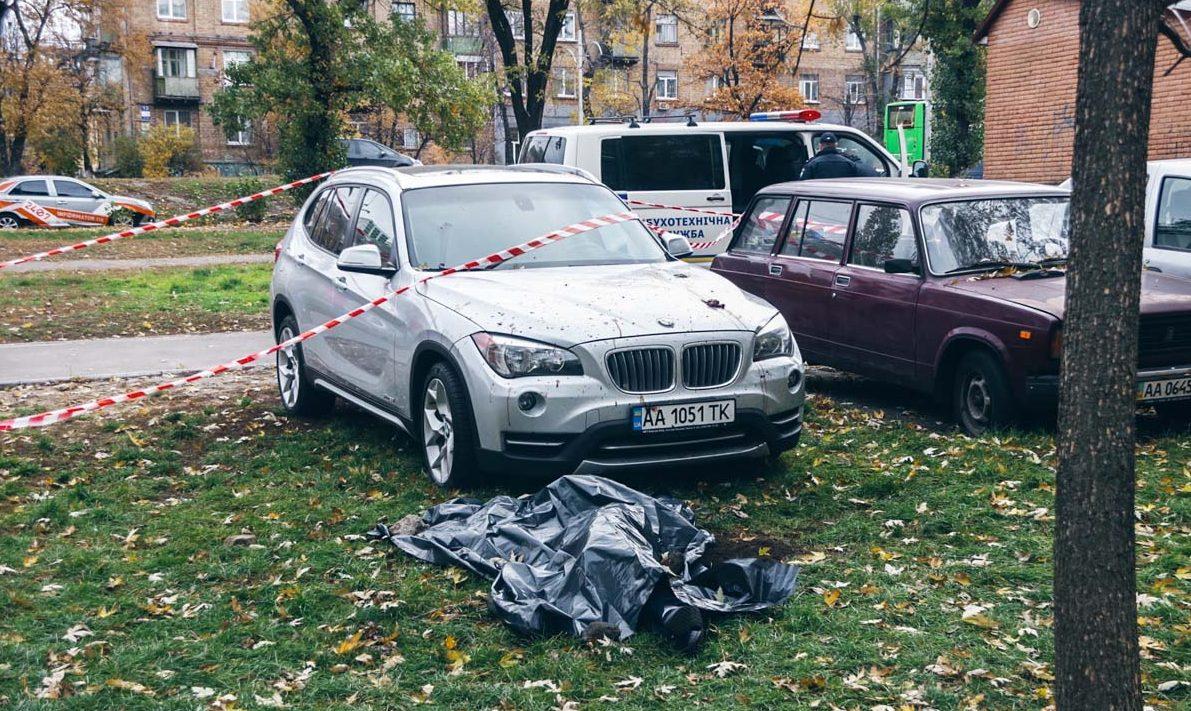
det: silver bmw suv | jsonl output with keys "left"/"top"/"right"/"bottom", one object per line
{"left": 270, "top": 165, "right": 805, "bottom": 487}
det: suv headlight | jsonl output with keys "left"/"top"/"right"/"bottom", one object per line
{"left": 471, "top": 333, "right": 583, "bottom": 378}
{"left": 753, "top": 314, "right": 794, "bottom": 361}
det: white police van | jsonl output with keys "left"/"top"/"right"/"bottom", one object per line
{"left": 518, "top": 110, "right": 907, "bottom": 261}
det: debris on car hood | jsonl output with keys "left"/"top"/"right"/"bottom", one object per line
{"left": 367, "top": 475, "right": 798, "bottom": 651}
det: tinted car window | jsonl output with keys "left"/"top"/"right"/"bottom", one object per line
{"left": 725, "top": 132, "right": 809, "bottom": 211}
{"left": 812, "top": 133, "right": 890, "bottom": 177}
{"left": 731, "top": 195, "right": 790, "bottom": 254}
{"left": 54, "top": 180, "right": 95, "bottom": 198}
{"left": 1155, "top": 176, "right": 1191, "bottom": 250}
{"left": 782, "top": 199, "right": 851, "bottom": 261}
{"left": 353, "top": 189, "right": 397, "bottom": 264}
{"left": 10, "top": 180, "right": 49, "bottom": 196}
{"left": 600, "top": 135, "right": 725, "bottom": 191}
{"left": 310, "top": 186, "right": 363, "bottom": 255}
{"left": 521, "top": 136, "right": 550, "bottom": 163}
{"left": 303, "top": 190, "right": 331, "bottom": 233}
{"left": 850, "top": 204, "right": 918, "bottom": 269}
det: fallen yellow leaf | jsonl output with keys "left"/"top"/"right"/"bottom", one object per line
{"left": 335, "top": 630, "right": 363, "bottom": 655}
{"left": 823, "top": 589, "right": 841, "bottom": 608}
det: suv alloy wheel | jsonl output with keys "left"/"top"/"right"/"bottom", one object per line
{"left": 275, "top": 315, "right": 335, "bottom": 416}
{"left": 419, "top": 363, "right": 479, "bottom": 488}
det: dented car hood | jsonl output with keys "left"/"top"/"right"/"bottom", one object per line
{"left": 417, "top": 261, "right": 776, "bottom": 347}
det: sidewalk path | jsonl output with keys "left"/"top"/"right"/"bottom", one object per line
{"left": 0, "top": 331, "right": 274, "bottom": 385}
{"left": 6, "top": 253, "right": 271, "bottom": 274}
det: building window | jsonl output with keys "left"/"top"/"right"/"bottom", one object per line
{"left": 559, "top": 11, "right": 576, "bottom": 41}
{"left": 801, "top": 31, "right": 819, "bottom": 50}
{"left": 222, "top": 49, "right": 250, "bottom": 84}
{"left": 706, "top": 75, "right": 724, "bottom": 92}
{"left": 227, "top": 121, "right": 252, "bottom": 146}
{"left": 505, "top": 9, "right": 524, "bottom": 38}
{"left": 555, "top": 67, "right": 577, "bottom": 98}
{"left": 222, "top": 0, "right": 248, "bottom": 23}
{"left": 901, "top": 70, "right": 926, "bottom": 100}
{"left": 456, "top": 55, "right": 482, "bottom": 79}
{"left": 655, "top": 13, "right": 678, "bottom": 44}
{"left": 157, "top": 0, "right": 185, "bottom": 20}
{"left": 402, "top": 127, "right": 421, "bottom": 148}
{"left": 447, "top": 10, "right": 478, "bottom": 36}
{"left": 799, "top": 73, "right": 819, "bottom": 103}
{"left": 845, "top": 74, "right": 865, "bottom": 104}
{"left": 156, "top": 47, "right": 195, "bottom": 78}
{"left": 656, "top": 70, "right": 678, "bottom": 100}
{"left": 163, "top": 109, "right": 192, "bottom": 134}
{"left": 392, "top": 1, "right": 415, "bottom": 22}
{"left": 845, "top": 28, "right": 862, "bottom": 51}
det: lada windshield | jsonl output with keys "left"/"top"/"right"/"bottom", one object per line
{"left": 920, "top": 197, "right": 1070, "bottom": 274}
{"left": 402, "top": 182, "right": 667, "bottom": 270}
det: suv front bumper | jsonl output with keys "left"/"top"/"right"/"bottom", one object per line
{"left": 451, "top": 332, "right": 805, "bottom": 476}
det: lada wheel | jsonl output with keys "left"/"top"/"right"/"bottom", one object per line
{"left": 953, "top": 351, "right": 1014, "bottom": 436}
{"left": 276, "top": 315, "right": 335, "bottom": 416}
{"left": 419, "top": 363, "right": 479, "bottom": 488}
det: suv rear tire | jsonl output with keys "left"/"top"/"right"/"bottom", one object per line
{"left": 275, "top": 315, "right": 336, "bottom": 417}
{"left": 952, "top": 350, "right": 1014, "bottom": 436}
{"left": 418, "top": 362, "right": 479, "bottom": 488}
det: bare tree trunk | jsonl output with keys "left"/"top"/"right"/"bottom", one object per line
{"left": 640, "top": 5, "right": 652, "bottom": 118}
{"left": 1054, "top": 1, "right": 1166, "bottom": 708}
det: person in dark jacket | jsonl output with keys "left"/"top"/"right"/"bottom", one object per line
{"left": 799, "top": 133, "right": 875, "bottom": 180}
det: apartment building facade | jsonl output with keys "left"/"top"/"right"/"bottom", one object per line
{"left": 107, "top": 0, "right": 925, "bottom": 171}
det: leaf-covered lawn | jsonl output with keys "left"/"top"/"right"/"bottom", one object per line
{"left": 0, "top": 373, "right": 1187, "bottom": 709}
{"left": 0, "top": 226, "right": 283, "bottom": 262}
{"left": 0, "top": 264, "right": 272, "bottom": 343}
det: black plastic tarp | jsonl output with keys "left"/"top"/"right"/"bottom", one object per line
{"left": 367, "top": 475, "right": 798, "bottom": 649}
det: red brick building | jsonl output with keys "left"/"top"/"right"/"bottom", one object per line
{"left": 976, "top": 0, "right": 1191, "bottom": 184}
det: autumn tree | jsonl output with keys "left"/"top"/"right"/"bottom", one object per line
{"left": 211, "top": 0, "right": 489, "bottom": 186}
{"left": 592, "top": 0, "right": 695, "bottom": 118}
{"left": 484, "top": 0, "right": 572, "bottom": 142}
{"left": 689, "top": 0, "right": 807, "bottom": 119}
{"left": 0, "top": 0, "right": 70, "bottom": 174}
{"left": 1055, "top": 2, "right": 1191, "bottom": 708}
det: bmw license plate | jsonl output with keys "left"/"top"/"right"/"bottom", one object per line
{"left": 632, "top": 400, "right": 735, "bottom": 432}
{"left": 1137, "top": 376, "right": 1191, "bottom": 402}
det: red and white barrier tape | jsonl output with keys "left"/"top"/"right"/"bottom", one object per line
{"left": 0, "top": 171, "right": 336, "bottom": 271}
{"left": 625, "top": 199, "right": 742, "bottom": 219}
{"left": 0, "top": 211, "right": 638, "bottom": 431}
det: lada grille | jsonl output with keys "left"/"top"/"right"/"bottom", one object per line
{"left": 606, "top": 347, "right": 674, "bottom": 393}
{"left": 1138, "top": 314, "right": 1191, "bottom": 368}
{"left": 682, "top": 342, "right": 742, "bottom": 389}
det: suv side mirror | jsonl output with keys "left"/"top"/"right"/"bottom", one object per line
{"left": 337, "top": 244, "right": 396, "bottom": 277}
{"left": 92, "top": 191, "right": 104, "bottom": 199}
{"left": 911, "top": 160, "right": 929, "bottom": 178}
{"left": 663, "top": 233, "right": 693, "bottom": 259}
{"left": 884, "top": 258, "right": 919, "bottom": 275}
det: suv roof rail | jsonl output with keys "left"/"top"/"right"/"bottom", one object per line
{"left": 641, "top": 113, "right": 698, "bottom": 126}
{"left": 587, "top": 115, "right": 641, "bottom": 128}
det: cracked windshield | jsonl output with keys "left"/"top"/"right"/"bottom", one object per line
{"left": 920, "top": 197, "right": 1070, "bottom": 274}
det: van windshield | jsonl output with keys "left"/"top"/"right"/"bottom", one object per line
{"left": 920, "top": 197, "right": 1070, "bottom": 274}
{"left": 401, "top": 182, "right": 667, "bottom": 270}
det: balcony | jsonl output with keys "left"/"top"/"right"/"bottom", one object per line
{"left": 154, "top": 75, "right": 200, "bottom": 103}
{"left": 444, "top": 35, "right": 483, "bottom": 55}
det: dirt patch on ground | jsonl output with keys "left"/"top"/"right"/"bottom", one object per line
{"left": 701, "top": 528, "right": 804, "bottom": 566}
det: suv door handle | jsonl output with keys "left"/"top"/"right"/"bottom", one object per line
{"left": 706, "top": 194, "right": 726, "bottom": 202}
{"left": 768, "top": 263, "right": 784, "bottom": 276}
{"left": 834, "top": 274, "right": 851, "bottom": 287}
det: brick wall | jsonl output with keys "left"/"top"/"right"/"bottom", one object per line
{"left": 984, "top": 0, "right": 1191, "bottom": 183}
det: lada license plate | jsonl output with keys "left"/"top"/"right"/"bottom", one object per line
{"left": 1137, "top": 376, "right": 1191, "bottom": 402}
{"left": 632, "top": 400, "right": 735, "bottom": 432}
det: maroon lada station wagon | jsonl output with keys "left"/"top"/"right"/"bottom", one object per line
{"left": 711, "top": 179, "right": 1191, "bottom": 434}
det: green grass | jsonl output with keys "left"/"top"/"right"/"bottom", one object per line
{"left": 0, "top": 264, "right": 272, "bottom": 342}
{"left": 0, "top": 390, "right": 1186, "bottom": 709}
{"left": 0, "top": 226, "right": 284, "bottom": 261}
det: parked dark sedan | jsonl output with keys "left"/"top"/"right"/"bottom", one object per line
{"left": 712, "top": 179, "right": 1191, "bottom": 434}
{"left": 340, "top": 138, "right": 420, "bottom": 168}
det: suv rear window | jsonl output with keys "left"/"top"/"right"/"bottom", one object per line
{"left": 600, "top": 135, "right": 725, "bottom": 191}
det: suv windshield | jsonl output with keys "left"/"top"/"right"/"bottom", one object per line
{"left": 920, "top": 197, "right": 1070, "bottom": 274}
{"left": 402, "top": 182, "right": 666, "bottom": 270}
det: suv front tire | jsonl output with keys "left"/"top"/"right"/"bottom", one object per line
{"left": 418, "top": 362, "right": 480, "bottom": 488}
